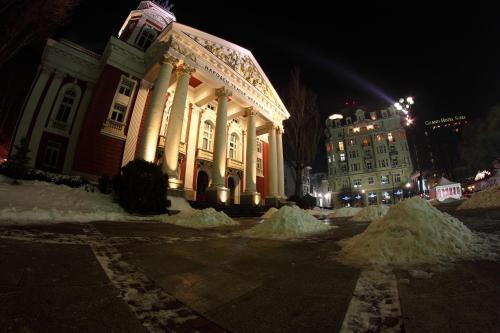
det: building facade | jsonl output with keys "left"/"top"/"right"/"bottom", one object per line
{"left": 325, "top": 107, "right": 413, "bottom": 206}
{"left": 310, "top": 172, "right": 332, "bottom": 208}
{"left": 10, "top": 1, "right": 289, "bottom": 205}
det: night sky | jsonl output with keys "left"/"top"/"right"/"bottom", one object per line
{"left": 13, "top": 1, "right": 500, "bottom": 170}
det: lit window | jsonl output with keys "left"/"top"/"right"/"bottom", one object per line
{"left": 328, "top": 156, "right": 331, "bottom": 163}
{"left": 118, "top": 78, "right": 134, "bottom": 97}
{"left": 110, "top": 103, "right": 127, "bottom": 122}
{"left": 43, "top": 141, "right": 61, "bottom": 168}
{"left": 55, "top": 89, "right": 76, "bottom": 123}
{"left": 353, "top": 179, "right": 362, "bottom": 187}
{"left": 368, "top": 176, "right": 374, "bottom": 184}
{"left": 340, "top": 153, "right": 345, "bottom": 161}
{"left": 137, "top": 27, "right": 156, "bottom": 49}
{"left": 376, "top": 134, "right": 383, "bottom": 142}
{"left": 394, "top": 174, "right": 401, "bottom": 183}
{"left": 381, "top": 175, "right": 389, "bottom": 184}
{"left": 366, "top": 124, "right": 374, "bottom": 130}
{"left": 362, "top": 138, "right": 369, "bottom": 147}
{"left": 353, "top": 127, "right": 360, "bottom": 133}
{"left": 387, "top": 132, "right": 394, "bottom": 143}
{"left": 338, "top": 141, "right": 344, "bottom": 151}
{"left": 370, "top": 112, "right": 377, "bottom": 120}
{"left": 331, "top": 154, "right": 335, "bottom": 162}
{"left": 202, "top": 121, "right": 214, "bottom": 151}
{"left": 257, "top": 158, "right": 263, "bottom": 171}
{"left": 349, "top": 139, "right": 356, "bottom": 146}
{"left": 229, "top": 133, "right": 238, "bottom": 160}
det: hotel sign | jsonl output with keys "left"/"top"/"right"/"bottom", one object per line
{"left": 424, "top": 115, "right": 466, "bottom": 126}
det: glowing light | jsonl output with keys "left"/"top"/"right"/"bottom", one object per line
{"left": 368, "top": 193, "right": 377, "bottom": 198}
{"left": 329, "top": 114, "right": 343, "bottom": 120}
{"left": 474, "top": 170, "right": 491, "bottom": 181}
{"left": 353, "top": 127, "right": 360, "bottom": 133}
{"left": 361, "top": 189, "right": 366, "bottom": 194}
{"left": 407, "top": 96, "right": 414, "bottom": 104}
{"left": 366, "top": 125, "right": 374, "bottom": 130}
{"left": 405, "top": 182, "right": 411, "bottom": 188}
{"left": 399, "top": 98, "right": 404, "bottom": 103}
{"left": 394, "top": 103, "right": 403, "bottom": 110}
{"left": 342, "top": 196, "right": 350, "bottom": 201}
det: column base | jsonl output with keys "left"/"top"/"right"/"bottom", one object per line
{"left": 265, "top": 196, "right": 280, "bottom": 207}
{"left": 184, "top": 188, "right": 196, "bottom": 201}
{"left": 240, "top": 191, "right": 262, "bottom": 206}
{"left": 168, "top": 177, "right": 184, "bottom": 190}
{"left": 207, "top": 186, "right": 230, "bottom": 205}
{"left": 167, "top": 188, "right": 185, "bottom": 198}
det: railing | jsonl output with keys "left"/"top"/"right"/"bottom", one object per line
{"left": 102, "top": 118, "right": 124, "bottom": 131}
{"left": 197, "top": 148, "right": 213, "bottom": 161}
{"left": 51, "top": 119, "right": 67, "bottom": 131}
{"left": 158, "top": 137, "right": 186, "bottom": 154}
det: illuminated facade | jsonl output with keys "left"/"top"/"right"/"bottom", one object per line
{"left": 11, "top": 1, "right": 289, "bottom": 205}
{"left": 325, "top": 107, "right": 413, "bottom": 206}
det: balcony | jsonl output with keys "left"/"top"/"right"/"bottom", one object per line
{"left": 227, "top": 158, "right": 244, "bottom": 171}
{"left": 101, "top": 118, "right": 126, "bottom": 140}
{"left": 51, "top": 119, "right": 68, "bottom": 131}
{"left": 158, "top": 137, "right": 186, "bottom": 154}
{"left": 197, "top": 148, "right": 213, "bottom": 161}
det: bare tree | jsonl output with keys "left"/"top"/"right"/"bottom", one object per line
{"left": 0, "top": 0, "right": 80, "bottom": 68}
{"left": 283, "top": 68, "right": 322, "bottom": 198}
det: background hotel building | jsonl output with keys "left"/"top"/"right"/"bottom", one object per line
{"left": 10, "top": 1, "right": 289, "bottom": 205}
{"left": 325, "top": 107, "right": 413, "bottom": 206}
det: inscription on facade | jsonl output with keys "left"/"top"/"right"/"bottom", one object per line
{"left": 424, "top": 115, "right": 466, "bottom": 126}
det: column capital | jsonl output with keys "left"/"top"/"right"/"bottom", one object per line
{"left": 215, "top": 87, "right": 232, "bottom": 98}
{"left": 245, "top": 106, "right": 257, "bottom": 116}
{"left": 176, "top": 63, "right": 196, "bottom": 76}
{"left": 161, "top": 55, "right": 178, "bottom": 66}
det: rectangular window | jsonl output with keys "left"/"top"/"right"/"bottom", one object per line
{"left": 392, "top": 159, "right": 398, "bottom": 167}
{"left": 110, "top": 103, "right": 127, "bottom": 122}
{"left": 353, "top": 179, "right": 362, "bottom": 187}
{"left": 257, "top": 158, "right": 263, "bottom": 171}
{"left": 387, "top": 132, "right": 394, "bottom": 143}
{"left": 338, "top": 141, "right": 344, "bottom": 151}
{"left": 368, "top": 176, "right": 374, "bottom": 184}
{"left": 376, "top": 134, "right": 383, "bottom": 142}
{"left": 366, "top": 161, "right": 372, "bottom": 169}
{"left": 257, "top": 140, "right": 262, "bottom": 153}
{"left": 341, "top": 164, "right": 347, "bottom": 172}
{"left": 346, "top": 117, "right": 352, "bottom": 124}
{"left": 43, "top": 141, "right": 61, "bottom": 168}
{"left": 381, "top": 175, "right": 389, "bottom": 184}
{"left": 395, "top": 174, "right": 401, "bottom": 183}
{"left": 340, "top": 153, "right": 345, "bottom": 161}
{"left": 118, "top": 77, "right": 135, "bottom": 97}
{"left": 349, "top": 139, "right": 356, "bottom": 146}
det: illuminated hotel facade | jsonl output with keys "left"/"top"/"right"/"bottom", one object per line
{"left": 10, "top": 1, "right": 289, "bottom": 205}
{"left": 325, "top": 107, "right": 413, "bottom": 206}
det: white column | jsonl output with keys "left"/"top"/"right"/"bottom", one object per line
{"left": 244, "top": 107, "right": 257, "bottom": 193}
{"left": 63, "top": 82, "right": 94, "bottom": 173}
{"left": 13, "top": 65, "right": 52, "bottom": 149}
{"left": 183, "top": 105, "right": 201, "bottom": 200}
{"left": 162, "top": 64, "right": 195, "bottom": 188}
{"left": 268, "top": 124, "right": 279, "bottom": 197}
{"left": 277, "top": 126, "right": 285, "bottom": 198}
{"left": 28, "top": 70, "right": 65, "bottom": 166}
{"left": 137, "top": 55, "right": 177, "bottom": 162}
{"left": 121, "top": 80, "right": 152, "bottom": 167}
{"left": 211, "top": 87, "right": 231, "bottom": 187}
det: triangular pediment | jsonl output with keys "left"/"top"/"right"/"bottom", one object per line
{"left": 170, "top": 24, "right": 288, "bottom": 117}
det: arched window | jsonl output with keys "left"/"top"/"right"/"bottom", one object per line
{"left": 55, "top": 89, "right": 77, "bottom": 123}
{"left": 137, "top": 26, "right": 156, "bottom": 49}
{"left": 202, "top": 121, "right": 213, "bottom": 151}
{"left": 229, "top": 133, "right": 239, "bottom": 160}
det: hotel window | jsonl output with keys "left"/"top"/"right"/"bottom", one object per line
{"left": 381, "top": 110, "right": 388, "bottom": 118}
{"left": 257, "top": 157, "right": 263, "bottom": 171}
{"left": 387, "top": 132, "right": 394, "bottom": 143}
{"left": 257, "top": 140, "right": 262, "bottom": 153}
{"left": 228, "top": 133, "right": 239, "bottom": 160}
{"left": 331, "top": 154, "right": 335, "bottom": 162}
{"left": 137, "top": 26, "right": 156, "bottom": 49}
{"left": 362, "top": 138, "right": 369, "bottom": 147}
{"left": 43, "top": 141, "right": 61, "bottom": 168}
{"left": 202, "top": 121, "right": 214, "bottom": 151}
{"left": 118, "top": 77, "right": 135, "bottom": 97}
{"left": 338, "top": 141, "right": 344, "bottom": 151}
{"left": 366, "top": 161, "right": 372, "bottom": 170}
{"left": 394, "top": 174, "right": 401, "bottom": 183}
{"left": 368, "top": 176, "right": 374, "bottom": 184}
{"left": 376, "top": 134, "right": 383, "bottom": 142}
{"left": 391, "top": 159, "right": 398, "bottom": 167}
{"left": 353, "top": 179, "right": 362, "bottom": 187}
{"left": 340, "top": 153, "right": 346, "bottom": 161}
{"left": 370, "top": 112, "right": 377, "bottom": 120}
{"left": 381, "top": 175, "right": 389, "bottom": 184}
{"left": 110, "top": 103, "right": 127, "bottom": 122}
{"left": 349, "top": 139, "right": 356, "bottom": 146}
{"left": 328, "top": 156, "right": 331, "bottom": 163}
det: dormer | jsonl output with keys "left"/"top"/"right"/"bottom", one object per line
{"left": 355, "top": 109, "right": 365, "bottom": 123}
{"left": 118, "top": 1, "right": 176, "bottom": 51}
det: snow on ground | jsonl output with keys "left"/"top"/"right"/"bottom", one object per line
{"left": 350, "top": 205, "right": 389, "bottom": 222}
{"left": 169, "top": 196, "right": 195, "bottom": 214}
{"left": 337, "top": 197, "right": 496, "bottom": 268}
{"left": 159, "top": 208, "right": 238, "bottom": 229}
{"left": 328, "top": 207, "right": 363, "bottom": 218}
{"left": 457, "top": 185, "right": 500, "bottom": 210}
{"left": 0, "top": 175, "right": 132, "bottom": 223}
{"left": 306, "top": 207, "right": 333, "bottom": 217}
{"left": 261, "top": 207, "right": 279, "bottom": 219}
{"left": 243, "top": 205, "right": 335, "bottom": 239}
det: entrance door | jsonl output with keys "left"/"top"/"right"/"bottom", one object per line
{"left": 196, "top": 171, "right": 209, "bottom": 201}
{"left": 228, "top": 177, "right": 235, "bottom": 204}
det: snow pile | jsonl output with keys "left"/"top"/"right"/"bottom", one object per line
{"left": 243, "top": 205, "right": 334, "bottom": 239}
{"left": 0, "top": 175, "right": 131, "bottom": 223}
{"left": 261, "top": 207, "right": 279, "bottom": 219}
{"left": 169, "top": 196, "right": 195, "bottom": 214}
{"left": 337, "top": 197, "right": 495, "bottom": 267}
{"left": 160, "top": 208, "right": 238, "bottom": 229}
{"left": 350, "top": 205, "right": 389, "bottom": 222}
{"left": 458, "top": 186, "right": 500, "bottom": 210}
{"left": 328, "top": 207, "right": 362, "bottom": 218}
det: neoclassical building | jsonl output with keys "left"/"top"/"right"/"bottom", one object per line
{"left": 11, "top": 1, "right": 289, "bottom": 205}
